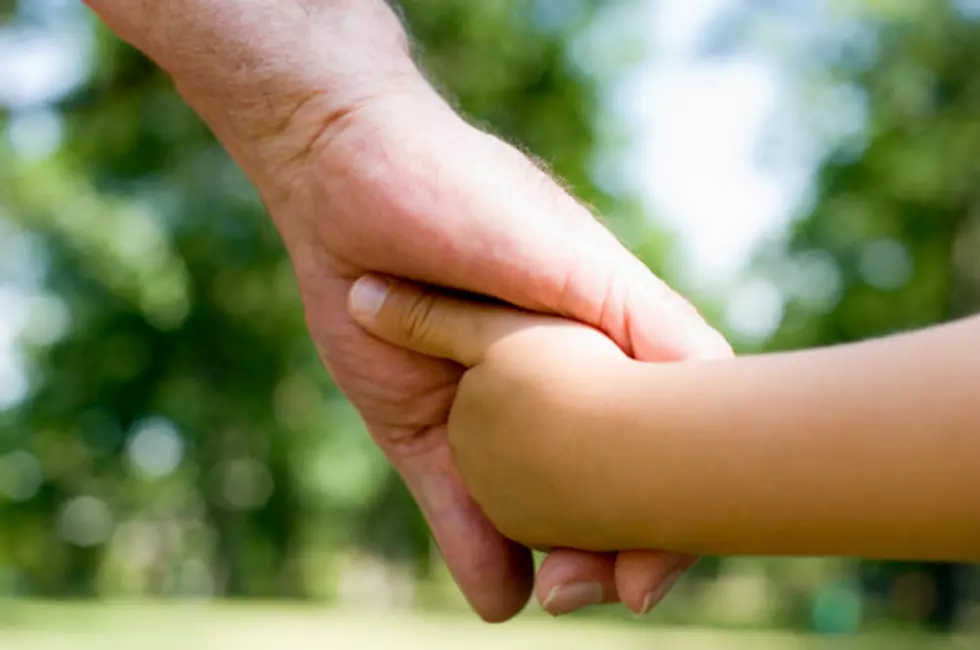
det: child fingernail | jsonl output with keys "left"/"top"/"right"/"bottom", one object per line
{"left": 349, "top": 276, "right": 390, "bottom": 319}
{"left": 542, "top": 581, "right": 604, "bottom": 616}
{"left": 637, "top": 566, "right": 685, "bottom": 616}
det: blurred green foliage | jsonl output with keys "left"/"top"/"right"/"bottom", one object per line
{"left": 1, "top": 0, "right": 979, "bottom": 636}
{"left": 750, "top": 0, "right": 980, "bottom": 631}
{"left": 0, "top": 0, "right": 657, "bottom": 602}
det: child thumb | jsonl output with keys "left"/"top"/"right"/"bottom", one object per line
{"left": 347, "top": 276, "right": 510, "bottom": 367}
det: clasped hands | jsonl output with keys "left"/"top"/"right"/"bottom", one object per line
{"left": 85, "top": 0, "right": 732, "bottom": 620}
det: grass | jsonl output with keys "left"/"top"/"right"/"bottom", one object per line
{"left": 0, "top": 601, "right": 976, "bottom": 650}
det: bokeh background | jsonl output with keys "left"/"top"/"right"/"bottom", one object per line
{"left": 1, "top": 0, "right": 979, "bottom": 648}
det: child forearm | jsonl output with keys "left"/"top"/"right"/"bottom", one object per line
{"left": 597, "top": 316, "right": 980, "bottom": 561}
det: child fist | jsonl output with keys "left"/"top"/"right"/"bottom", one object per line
{"left": 347, "top": 276, "right": 637, "bottom": 551}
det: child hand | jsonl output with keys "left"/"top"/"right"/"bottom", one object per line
{"left": 347, "top": 275, "right": 637, "bottom": 552}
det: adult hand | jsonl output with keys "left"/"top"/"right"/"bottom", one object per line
{"left": 85, "top": 0, "right": 733, "bottom": 620}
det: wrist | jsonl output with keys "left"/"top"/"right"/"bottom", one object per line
{"left": 591, "top": 361, "right": 722, "bottom": 552}
{"left": 177, "top": 10, "right": 426, "bottom": 180}
{"left": 91, "top": 0, "right": 433, "bottom": 192}
{"left": 548, "top": 361, "right": 687, "bottom": 551}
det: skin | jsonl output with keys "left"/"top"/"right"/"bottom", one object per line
{"left": 349, "top": 276, "right": 980, "bottom": 590}
{"left": 82, "top": 0, "right": 733, "bottom": 619}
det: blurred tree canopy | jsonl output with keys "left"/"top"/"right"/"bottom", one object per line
{"left": 2, "top": 0, "right": 979, "bottom": 632}
{"left": 0, "top": 0, "right": 655, "bottom": 600}
{"left": 750, "top": 0, "right": 980, "bottom": 631}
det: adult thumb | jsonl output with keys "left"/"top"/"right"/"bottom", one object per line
{"left": 347, "top": 275, "right": 533, "bottom": 367}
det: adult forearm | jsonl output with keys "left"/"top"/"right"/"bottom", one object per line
{"left": 84, "top": 0, "right": 427, "bottom": 186}
{"left": 604, "top": 317, "right": 980, "bottom": 560}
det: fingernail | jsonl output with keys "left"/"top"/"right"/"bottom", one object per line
{"left": 637, "top": 566, "right": 685, "bottom": 617}
{"left": 349, "top": 277, "right": 390, "bottom": 319}
{"left": 541, "top": 582, "right": 604, "bottom": 617}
